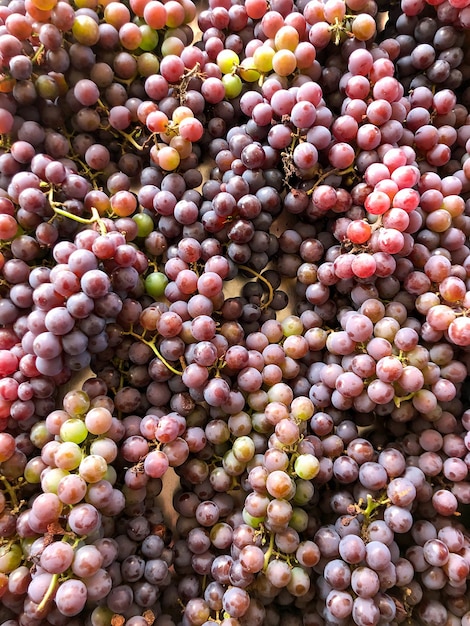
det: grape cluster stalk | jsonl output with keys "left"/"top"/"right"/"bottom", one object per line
{"left": 1, "top": 0, "right": 470, "bottom": 624}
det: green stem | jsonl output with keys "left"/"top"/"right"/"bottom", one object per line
{"left": 31, "top": 43, "right": 45, "bottom": 65}
{"left": 393, "top": 392, "right": 415, "bottom": 408}
{"left": 238, "top": 265, "right": 274, "bottom": 310}
{"left": 126, "top": 330, "right": 183, "bottom": 376}
{"left": 362, "top": 493, "right": 389, "bottom": 525}
{"left": 0, "top": 475, "right": 18, "bottom": 509}
{"left": 263, "top": 531, "right": 275, "bottom": 570}
{"left": 306, "top": 164, "right": 356, "bottom": 195}
{"left": 51, "top": 198, "right": 107, "bottom": 236}
{"left": 37, "top": 573, "right": 59, "bottom": 611}
{"left": 118, "top": 129, "right": 155, "bottom": 152}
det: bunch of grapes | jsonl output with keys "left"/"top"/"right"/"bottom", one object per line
{"left": 2, "top": 0, "right": 470, "bottom": 624}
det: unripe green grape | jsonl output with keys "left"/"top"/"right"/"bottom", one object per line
{"left": 282, "top": 315, "right": 303, "bottom": 337}
{"left": 289, "top": 507, "right": 309, "bottom": 532}
{"left": 292, "top": 479, "right": 315, "bottom": 506}
{"left": 24, "top": 456, "right": 46, "bottom": 484}
{"left": 161, "top": 36, "right": 184, "bottom": 57}
{"left": 72, "top": 15, "right": 100, "bottom": 45}
{"left": 290, "top": 396, "right": 315, "bottom": 421}
{"left": 253, "top": 46, "right": 275, "bottom": 73}
{"left": 294, "top": 454, "right": 320, "bottom": 480}
{"left": 242, "top": 509, "right": 265, "bottom": 528}
{"left": 239, "top": 58, "right": 260, "bottom": 83}
{"left": 90, "top": 605, "right": 114, "bottom": 626}
{"left": 21, "top": 537, "right": 37, "bottom": 560}
{"left": 0, "top": 544, "right": 22, "bottom": 574}
{"left": 251, "top": 411, "right": 272, "bottom": 434}
{"left": 30, "top": 420, "right": 54, "bottom": 448}
{"left": 222, "top": 74, "right": 243, "bottom": 99}
{"left": 232, "top": 436, "right": 256, "bottom": 463}
{"left": 217, "top": 49, "right": 240, "bottom": 74}
{"left": 41, "top": 467, "right": 70, "bottom": 494}
{"left": 137, "top": 52, "right": 160, "bottom": 77}
{"left": 145, "top": 271, "right": 169, "bottom": 298}
{"left": 60, "top": 418, "right": 89, "bottom": 444}
{"left": 104, "top": 465, "right": 118, "bottom": 485}
{"left": 222, "top": 449, "right": 246, "bottom": 476}
{"left": 139, "top": 24, "right": 159, "bottom": 51}
{"left": 35, "top": 74, "right": 60, "bottom": 100}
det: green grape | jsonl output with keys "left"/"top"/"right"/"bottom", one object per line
{"left": 287, "top": 566, "right": 311, "bottom": 597}
{"left": 30, "top": 420, "right": 54, "bottom": 448}
{"left": 90, "top": 605, "right": 114, "bottom": 626}
{"left": 104, "top": 464, "right": 118, "bottom": 485}
{"left": 232, "top": 436, "right": 256, "bottom": 463}
{"left": 290, "top": 396, "right": 315, "bottom": 421}
{"left": 242, "top": 509, "right": 265, "bottom": 528}
{"left": 139, "top": 24, "right": 159, "bottom": 51}
{"left": 217, "top": 49, "right": 240, "bottom": 74}
{"left": 0, "top": 544, "right": 22, "bottom": 574}
{"left": 222, "top": 74, "right": 243, "bottom": 99}
{"left": 21, "top": 537, "right": 37, "bottom": 560}
{"left": 133, "top": 213, "right": 155, "bottom": 237}
{"left": 281, "top": 315, "right": 303, "bottom": 337}
{"left": 145, "top": 271, "right": 169, "bottom": 298}
{"left": 60, "top": 418, "right": 89, "bottom": 444}
{"left": 41, "top": 467, "right": 70, "bottom": 494}
{"left": 289, "top": 507, "right": 309, "bottom": 532}
{"left": 35, "top": 75, "right": 60, "bottom": 100}
{"left": 239, "top": 58, "right": 260, "bottom": 83}
{"left": 72, "top": 15, "right": 100, "bottom": 45}
{"left": 294, "top": 454, "right": 320, "bottom": 480}
{"left": 24, "top": 456, "right": 46, "bottom": 484}
{"left": 137, "top": 52, "right": 160, "bottom": 77}
{"left": 253, "top": 46, "right": 275, "bottom": 73}
{"left": 292, "top": 480, "right": 315, "bottom": 506}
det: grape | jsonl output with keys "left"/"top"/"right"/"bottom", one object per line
{"left": 55, "top": 579, "right": 88, "bottom": 616}
{"left": 40, "top": 541, "right": 75, "bottom": 574}
{"left": 0, "top": 2, "right": 470, "bottom": 625}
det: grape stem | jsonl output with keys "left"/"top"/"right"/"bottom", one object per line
{"left": 370, "top": 215, "right": 383, "bottom": 232}
{"left": 0, "top": 474, "right": 19, "bottom": 509}
{"left": 263, "top": 531, "right": 275, "bottom": 570}
{"left": 48, "top": 188, "right": 108, "bottom": 235}
{"left": 31, "top": 43, "right": 45, "bottom": 65}
{"left": 173, "top": 63, "right": 206, "bottom": 105}
{"left": 119, "top": 128, "right": 156, "bottom": 152}
{"left": 393, "top": 392, "right": 415, "bottom": 408}
{"left": 114, "top": 73, "right": 138, "bottom": 87}
{"left": 52, "top": 205, "right": 108, "bottom": 236}
{"left": 238, "top": 265, "right": 274, "bottom": 310}
{"left": 0, "top": 130, "right": 12, "bottom": 150}
{"left": 362, "top": 493, "right": 389, "bottom": 525}
{"left": 37, "top": 573, "right": 59, "bottom": 611}
{"left": 126, "top": 329, "right": 183, "bottom": 376}
{"left": 306, "top": 163, "right": 356, "bottom": 195}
